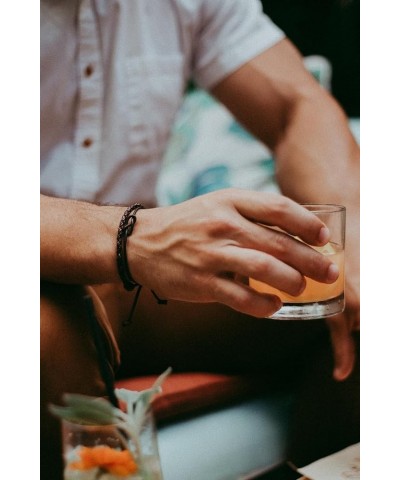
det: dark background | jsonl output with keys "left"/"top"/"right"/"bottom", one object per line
{"left": 261, "top": 0, "right": 360, "bottom": 117}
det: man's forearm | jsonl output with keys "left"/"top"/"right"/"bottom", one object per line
{"left": 212, "top": 38, "right": 359, "bottom": 211}
{"left": 40, "top": 195, "right": 124, "bottom": 285}
{"left": 274, "top": 87, "right": 359, "bottom": 208}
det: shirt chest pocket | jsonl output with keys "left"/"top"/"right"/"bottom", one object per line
{"left": 126, "top": 55, "right": 186, "bottom": 157}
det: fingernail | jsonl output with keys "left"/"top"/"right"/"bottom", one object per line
{"left": 327, "top": 263, "right": 339, "bottom": 282}
{"left": 318, "top": 226, "right": 330, "bottom": 244}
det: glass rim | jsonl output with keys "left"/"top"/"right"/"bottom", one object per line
{"left": 300, "top": 203, "right": 346, "bottom": 213}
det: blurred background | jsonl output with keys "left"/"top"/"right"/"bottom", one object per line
{"left": 260, "top": 0, "right": 360, "bottom": 117}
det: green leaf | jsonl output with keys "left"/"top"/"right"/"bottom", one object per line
{"left": 114, "top": 389, "right": 141, "bottom": 404}
{"left": 153, "top": 367, "right": 172, "bottom": 390}
{"left": 50, "top": 404, "right": 119, "bottom": 425}
{"left": 48, "top": 405, "right": 96, "bottom": 425}
{"left": 63, "top": 394, "right": 117, "bottom": 417}
{"left": 49, "top": 394, "right": 123, "bottom": 425}
{"left": 115, "top": 367, "right": 172, "bottom": 409}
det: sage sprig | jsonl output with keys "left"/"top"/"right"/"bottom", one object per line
{"left": 49, "top": 367, "right": 171, "bottom": 427}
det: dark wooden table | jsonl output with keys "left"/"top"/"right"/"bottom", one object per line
{"left": 254, "top": 463, "right": 300, "bottom": 480}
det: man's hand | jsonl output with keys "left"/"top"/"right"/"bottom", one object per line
{"left": 327, "top": 243, "right": 360, "bottom": 381}
{"left": 212, "top": 38, "right": 360, "bottom": 380}
{"left": 129, "top": 188, "right": 340, "bottom": 318}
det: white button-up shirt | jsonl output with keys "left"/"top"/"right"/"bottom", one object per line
{"left": 41, "top": 0, "right": 284, "bottom": 206}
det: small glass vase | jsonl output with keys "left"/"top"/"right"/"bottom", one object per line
{"left": 62, "top": 409, "right": 163, "bottom": 480}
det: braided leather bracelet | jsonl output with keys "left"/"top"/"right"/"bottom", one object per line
{"left": 116, "top": 203, "right": 144, "bottom": 291}
{"left": 116, "top": 204, "right": 167, "bottom": 326}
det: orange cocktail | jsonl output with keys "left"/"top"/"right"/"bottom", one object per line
{"left": 250, "top": 242, "right": 344, "bottom": 304}
{"left": 249, "top": 204, "right": 346, "bottom": 320}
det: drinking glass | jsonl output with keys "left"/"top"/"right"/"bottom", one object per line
{"left": 249, "top": 204, "right": 346, "bottom": 320}
{"left": 62, "top": 409, "right": 164, "bottom": 480}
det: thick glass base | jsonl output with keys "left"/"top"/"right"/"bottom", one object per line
{"left": 268, "top": 293, "right": 345, "bottom": 320}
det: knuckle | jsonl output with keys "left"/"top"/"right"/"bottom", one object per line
{"left": 245, "top": 252, "right": 272, "bottom": 277}
{"left": 231, "top": 289, "right": 253, "bottom": 312}
{"left": 208, "top": 278, "right": 231, "bottom": 304}
{"left": 268, "top": 195, "right": 291, "bottom": 219}
{"left": 190, "top": 243, "right": 214, "bottom": 270}
{"left": 208, "top": 215, "right": 240, "bottom": 239}
{"left": 271, "top": 232, "right": 293, "bottom": 256}
{"left": 195, "top": 273, "right": 218, "bottom": 301}
{"left": 201, "top": 248, "right": 220, "bottom": 270}
{"left": 206, "top": 187, "right": 237, "bottom": 204}
{"left": 308, "top": 250, "right": 330, "bottom": 275}
{"left": 221, "top": 187, "right": 240, "bottom": 200}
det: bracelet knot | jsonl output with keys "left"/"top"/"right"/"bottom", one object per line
{"left": 116, "top": 203, "right": 144, "bottom": 291}
{"left": 116, "top": 203, "right": 167, "bottom": 326}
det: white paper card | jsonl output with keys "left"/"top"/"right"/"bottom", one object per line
{"left": 296, "top": 443, "right": 360, "bottom": 480}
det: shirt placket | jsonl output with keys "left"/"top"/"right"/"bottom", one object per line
{"left": 71, "top": 0, "right": 103, "bottom": 199}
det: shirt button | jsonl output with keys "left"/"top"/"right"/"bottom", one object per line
{"left": 84, "top": 64, "right": 94, "bottom": 77}
{"left": 82, "top": 138, "right": 93, "bottom": 148}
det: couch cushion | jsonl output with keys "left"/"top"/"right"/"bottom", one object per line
{"left": 157, "top": 393, "right": 294, "bottom": 480}
{"left": 115, "top": 372, "right": 264, "bottom": 421}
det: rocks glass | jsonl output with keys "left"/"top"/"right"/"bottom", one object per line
{"left": 250, "top": 204, "right": 346, "bottom": 320}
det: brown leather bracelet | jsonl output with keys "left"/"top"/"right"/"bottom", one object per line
{"left": 116, "top": 203, "right": 144, "bottom": 291}
{"left": 116, "top": 203, "right": 167, "bottom": 326}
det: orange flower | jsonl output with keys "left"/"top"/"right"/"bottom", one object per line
{"left": 69, "top": 445, "right": 138, "bottom": 476}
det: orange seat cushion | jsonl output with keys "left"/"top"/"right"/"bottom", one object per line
{"left": 115, "top": 372, "right": 263, "bottom": 422}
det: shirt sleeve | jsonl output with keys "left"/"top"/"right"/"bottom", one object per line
{"left": 192, "top": 0, "right": 285, "bottom": 90}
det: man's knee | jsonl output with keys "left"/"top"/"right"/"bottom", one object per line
{"left": 40, "top": 282, "right": 112, "bottom": 480}
{"left": 41, "top": 283, "right": 107, "bottom": 400}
